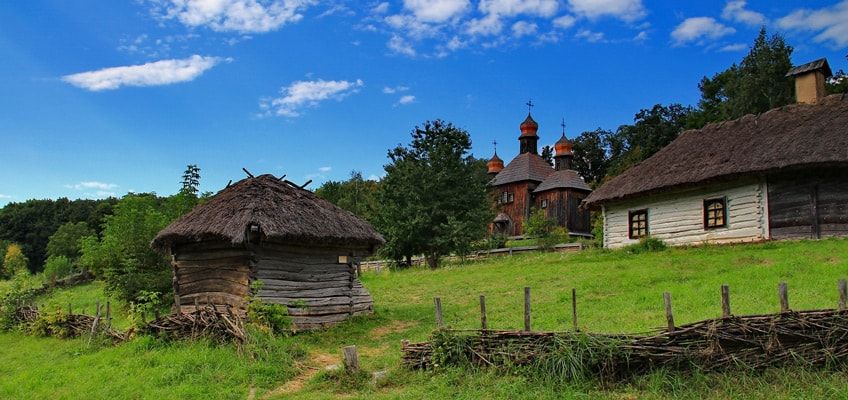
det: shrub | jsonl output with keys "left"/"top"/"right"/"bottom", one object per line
{"left": 29, "top": 310, "right": 73, "bottom": 338}
{"left": 247, "top": 281, "right": 292, "bottom": 334}
{"left": 0, "top": 273, "right": 40, "bottom": 330}
{"left": 524, "top": 208, "right": 556, "bottom": 239}
{"left": 3, "top": 244, "right": 28, "bottom": 278}
{"left": 128, "top": 290, "right": 163, "bottom": 328}
{"left": 538, "top": 227, "right": 570, "bottom": 250}
{"left": 591, "top": 212, "right": 604, "bottom": 248}
{"left": 43, "top": 255, "right": 75, "bottom": 282}
{"left": 624, "top": 236, "right": 668, "bottom": 254}
{"left": 46, "top": 222, "right": 94, "bottom": 261}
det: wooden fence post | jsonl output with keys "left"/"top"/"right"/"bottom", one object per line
{"left": 721, "top": 285, "right": 731, "bottom": 318}
{"left": 434, "top": 297, "right": 444, "bottom": 328}
{"left": 479, "top": 295, "right": 488, "bottom": 331}
{"left": 342, "top": 345, "right": 360, "bottom": 371}
{"left": 524, "top": 287, "right": 531, "bottom": 332}
{"left": 663, "top": 292, "right": 675, "bottom": 332}
{"left": 571, "top": 288, "right": 578, "bottom": 332}
{"left": 838, "top": 279, "right": 847, "bottom": 311}
{"left": 68, "top": 303, "right": 72, "bottom": 315}
{"left": 779, "top": 282, "right": 789, "bottom": 313}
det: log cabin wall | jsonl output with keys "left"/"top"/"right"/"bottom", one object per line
{"left": 252, "top": 242, "right": 374, "bottom": 330}
{"left": 603, "top": 180, "right": 768, "bottom": 249}
{"left": 492, "top": 181, "right": 536, "bottom": 236}
{"left": 172, "top": 242, "right": 252, "bottom": 314}
{"left": 767, "top": 168, "right": 848, "bottom": 240}
{"left": 535, "top": 189, "right": 592, "bottom": 235}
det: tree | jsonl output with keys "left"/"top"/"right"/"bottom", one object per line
{"left": 691, "top": 28, "right": 793, "bottom": 128}
{"left": 571, "top": 129, "right": 614, "bottom": 185}
{"left": 3, "top": 243, "right": 28, "bottom": 278}
{"left": 79, "top": 194, "right": 172, "bottom": 301}
{"left": 46, "top": 222, "right": 94, "bottom": 261}
{"left": 540, "top": 145, "right": 554, "bottom": 167}
{"left": 180, "top": 164, "right": 201, "bottom": 196}
{"left": 374, "top": 120, "right": 491, "bottom": 268}
{"left": 314, "top": 171, "right": 380, "bottom": 224}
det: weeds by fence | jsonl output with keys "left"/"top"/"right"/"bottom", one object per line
{"left": 402, "top": 279, "right": 848, "bottom": 379}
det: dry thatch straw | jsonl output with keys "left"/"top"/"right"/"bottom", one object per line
{"left": 141, "top": 304, "right": 246, "bottom": 343}
{"left": 152, "top": 174, "right": 384, "bottom": 251}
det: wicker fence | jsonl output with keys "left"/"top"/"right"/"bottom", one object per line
{"left": 402, "top": 280, "right": 848, "bottom": 377}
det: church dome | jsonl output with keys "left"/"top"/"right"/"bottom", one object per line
{"left": 519, "top": 113, "right": 539, "bottom": 137}
{"left": 554, "top": 134, "right": 573, "bottom": 156}
{"left": 487, "top": 152, "right": 504, "bottom": 174}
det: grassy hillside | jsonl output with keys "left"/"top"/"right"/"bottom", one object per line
{"left": 2, "top": 238, "right": 848, "bottom": 399}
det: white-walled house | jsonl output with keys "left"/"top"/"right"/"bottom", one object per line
{"left": 584, "top": 59, "right": 848, "bottom": 249}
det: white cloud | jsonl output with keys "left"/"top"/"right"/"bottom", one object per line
{"left": 575, "top": 29, "right": 604, "bottom": 43}
{"left": 372, "top": 2, "right": 390, "bottom": 14}
{"left": 368, "top": 174, "right": 381, "bottom": 181}
{"left": 0, "top": 194, "right": 12, "bottom": 199}
{"left": 383, "top": 85, "right": 410, "bottom": 94}
{"left": 385, "top": 14, "right": 439, "bottom": 39}
{"left": 403, "top": 0, "right": 470, "bottom": 23}
{"left": 721, "top": 0, "right": 766, "bottom": 26}
{"left": 719, "top": 43, "right": 747, "bottom": 52}
{"left": 511, "top": 20, "right": 538, "bottom": 37}
{"left": 62, "top": 55, "right": 222, "bottom": 91}
{"left": 633, "top": 30, "right": 648, "bottom": 42}
{"left": 397, "top": 94, "right": 416, "bottom": 105}
{"left": 777, "top": 1, "right": 848, "bottom": 48}
{"left": 318, "top": 166, "right": 332, "bottom": 172}
{"left": 567, "top": 0, "right": 645, "bottom": 22}
{"left": 553, "top": 15, "right": 576, "bottom": 29}
{"left": 65, "top": 181, "right": 119, "bottom": 191}
{"left": 465, "top": 14, "right": 503, "bottom": 36}
{"left": 671, "top": 17, "right": 735, "bottom": 46}
{"left": 158, "top": 0, "right": 316, "bottom": 33}
{"left": 388, "top": 35, "right": 417, "bottom": 56}
{"left": 479, "top": 0, "right": 559, "bottom": 18}
{"left": 260, "top": 78, "right": 364, "bottom": 117}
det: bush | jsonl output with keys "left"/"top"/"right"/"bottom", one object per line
{"left": 524, "top": 208, "right": 556, "bottom": 239}
{"left": 624, "top": 236, "right": 668, "bottom": 254}
{"left": 128, "top": 290, "right": 163, "bottom": 328}
{"left": 0, "top": 273, "right": 40, "bottom": 330}
{"left": 3, "top": 244, "right": 28, "bottom": 278}
{"left": 247, "top": 281, "right": 292, "bottom": 334}
{"left": 591, "top": 212, "right": 604, "bottom": 248}
{"left": 537, "top": 227, "right": 570, "bottom": 250}
{"left": 29, "top": 310, "right": 73, "bottom": 338}
{"left": 43, "top": 255, "right": 75, "bottom": 282}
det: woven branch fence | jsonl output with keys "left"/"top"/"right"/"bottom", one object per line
{"left": 402, "top": 280, "right": 848, "bottom": 378}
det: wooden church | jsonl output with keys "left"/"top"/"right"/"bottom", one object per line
{"left": 487, "top": 108, "right": 592, "bottom": 237}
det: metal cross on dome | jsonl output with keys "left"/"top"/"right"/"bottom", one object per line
{"left": 493, "top": 140, "right": 498, "bottom": 152}
{"left": 526, "top": 99, "right": 534, "bottom": 113}
{"left": 561, "top": 118, "right": 566, "bottom": 135}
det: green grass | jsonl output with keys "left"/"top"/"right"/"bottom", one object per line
{"left": 2, "top": 238, "right": 848, "bottom": 399}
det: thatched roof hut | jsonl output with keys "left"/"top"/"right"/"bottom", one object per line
{"left": 152, "top": 174, "right": 385, "bottom": 329}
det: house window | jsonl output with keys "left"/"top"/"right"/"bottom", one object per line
{"left": 704, "top": 198, "right": 727, "bottom": 229}
{"left": 499, "top": 192, "right": 514, "bottom": 204}
{"left": 628, "top": 209, "right": 648, "bottom": 239}
{"left": 540, "top": 199, "right": 548, "bottom": 209}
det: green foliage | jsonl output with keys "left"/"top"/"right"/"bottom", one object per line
{"left": 485, "top": 233, "right": 507, "bottom": 250}
{"left": 43, "top": 255, "right": 75, "bottom": 282}
{"left": 530, "top": 334, "right": 627, "bottom": 385}
{"left": 525, "top": 209, "right": 568, "bottom": 250}
{"left": 0, "top": 197, "right": 115, "bottom": 272}
{"left": 0, "top": 273, "right": 40, "bottom": 330}
{"left": 430, "top": 329, "right": 472, "bottom": 369}
{"left": 691, "top": 28, "right": 793, "bottom": 128}
{"left": 828, "top": 68, "right": 848, "bottom": 94}
{"left": 28, "top": 309, "right": 73, "bottom": 338}
{"left": 318, "top": 365, "right": 372, "bottom": 392}
{"left": 128, "top": 290, "right": 162, "bottom": 328}
{"left": 180, "top": 164, "right": 201, "bottom": 196}
{"left": 375, "top": 120, "right": 492, "bottom": 268}
{"left": 46, "top": 222, "right": 94, "bottom": 262}
{"left": 540, "top": 145, "right": 554, "bottom": 166}
{"left": 315, "top": 171, "right": 380, "bottom": 224}
{"left": 79, "top": 194, "right": 173, "bottom": 302}
{"left": 623, "top": 236, "right": 668, "bottom": 254}
{"left": 591, "top": 212, "right": 604, "bottom": 248}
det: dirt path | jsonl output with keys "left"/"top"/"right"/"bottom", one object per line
{"left": 259, "top": 352, "right": 339, "bottom": 399}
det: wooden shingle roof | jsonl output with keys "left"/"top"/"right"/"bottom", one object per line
{"left": 534, "top": 169, "right": 591, "bottom": 193}
{"left": 489, "top": 152, "right": 554, "bottom": 186}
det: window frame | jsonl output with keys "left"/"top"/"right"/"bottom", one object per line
{"left": 540, "top": 199, "right": 548, "bottom": 209}
{"left": 628, "top": 209, "right": 649, "bottom": 239}
{"left": 498, "top": 191, "right": 514, "bottom": 205}
{"left": 703, "top": 197, "right": 728, "bottom": 230}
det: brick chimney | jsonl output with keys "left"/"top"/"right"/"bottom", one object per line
{"left": 786, "top": 58, "right": 832, "bottom": 104}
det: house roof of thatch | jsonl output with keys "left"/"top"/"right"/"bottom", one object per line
{"left": 584, "top": 94, "right": 848, "bottom": 207}
{"left": 152, "top": 174, "right": 385, "bottom": 250}
{"left": 533, "top": 169, "right": 591, "bottom": 193}
{"left": 489, "top": 152, "right": 553, "bottom": 186}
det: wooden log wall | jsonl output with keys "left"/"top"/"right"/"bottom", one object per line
{"left": 768, "top": 171, "right": 848, "bottom": 240}
{"left": 253, "top": 242, "right": 374, "bottom": 330}
{"left": 172, "top": 244, "right": 251, "bottom": 314}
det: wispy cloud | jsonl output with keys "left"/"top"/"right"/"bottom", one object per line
{"left": 719, "top": 43, "right": 747, "bottom": 52}
{"left": 0, "top": 194, "right": 12, "bottom": 199}
{"left": 387, "top": 35, "right": 417, "bottom": 56}
{"left": 153, "top": 0, "right": 317, "bottom": 33}
{"left": 63, "top": 55, "right": 223, "bottom": 91}
{"left": 511, "top": 20, "right": 538, "bottom": 37}
{"left": 318, "top": 166, "right": 332, "bottom": 172}
{"left": 382, "top": 85, "right": 410, "bottom": 94}
{"left": 567, "top": 0, "right": 645, "bottom": 22}
{"left": 721, "top": 0, "right": 766, "bottom": 26}
{"left": 260, "top": 78, "right": 364, "bottom": 117}
{"left": 396, "top": 94, "right": 416, "bottom": 105}
{"left": 576, "top": 29, "right": 605, "bottom": 43}
{"left": 777, "top": 1, "right": 848, "bottom": 48}
{"left": 64, "top": 181, "right": 118, "bottom": 191}
{"left": 671, "top": 17, "right": 735, "bottom": 46}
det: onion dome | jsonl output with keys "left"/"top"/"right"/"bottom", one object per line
{"left": 487, "top": 151, "right": 504, "bottom": 174}
{"left": 554, "top": 134, "right": 573, "bottom": 156}
{"left": 519, "top": 113, "right": 539, "bottom": 137}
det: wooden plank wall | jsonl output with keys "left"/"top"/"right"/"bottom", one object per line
{"left": 172, "top": 244, "right": 251, "bottom": 314}
{"left": 768, "top": 172, "right": 848, "bottom": 240}
{"left": 253, "top": 243, "right": 373, "bottom": 330}
{"left": 603, "top": 181, "right": 768, "bottom": 249}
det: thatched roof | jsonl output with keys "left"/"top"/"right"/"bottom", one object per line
{"left": 489, "top": 152, "right": 553, "bottom": 186}
{"left": 584, "top": 94, "right": 848, "bottom": 207}
{"left": 533, "top": 169, "right": 591, "bottom": 193}
{"left": 152, "top": 174, "right": 385, "bottom": 250}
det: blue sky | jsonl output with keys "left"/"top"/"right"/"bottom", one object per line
{"left": 0, "top": 0, "right": 846, "bottom": 205}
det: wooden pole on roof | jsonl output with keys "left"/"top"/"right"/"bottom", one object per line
{"left": 242, "top": 168, "right": 254, "bottom": 178}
